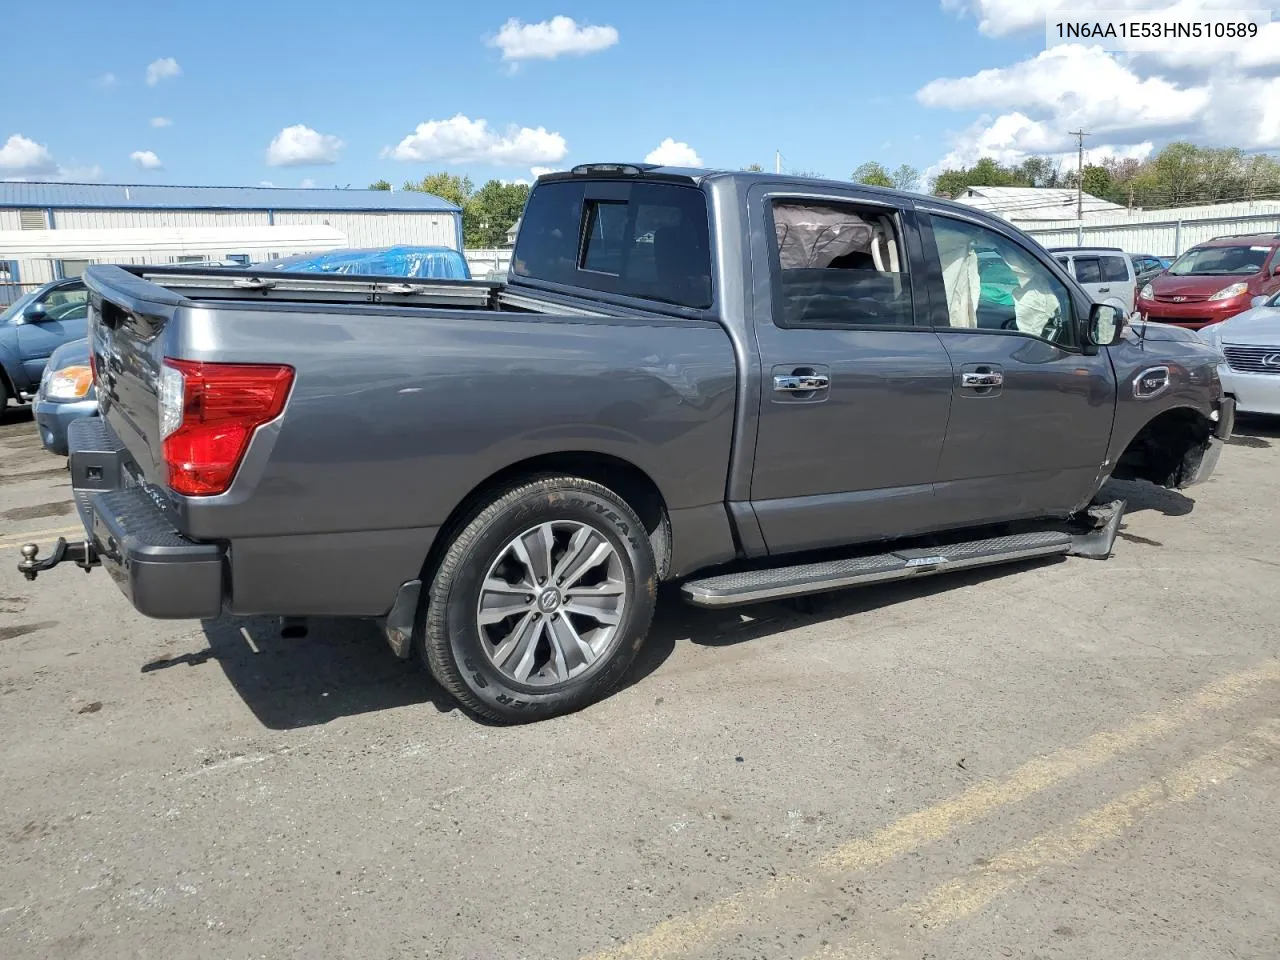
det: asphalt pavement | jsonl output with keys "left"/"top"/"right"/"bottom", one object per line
{"left": 1, "top": 404, "right": 1277, "bottom": 960}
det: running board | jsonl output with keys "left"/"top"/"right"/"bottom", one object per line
{"left": 681, "top": 531, "right": 1074, "bottom": 608}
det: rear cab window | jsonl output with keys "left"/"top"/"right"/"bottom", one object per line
{"left": 512, "top": 179, "right": 713, "bottom": 309}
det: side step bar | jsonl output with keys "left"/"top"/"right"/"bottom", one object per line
{"left": 682, "top": 509, "right": 1125, "bottom": 609}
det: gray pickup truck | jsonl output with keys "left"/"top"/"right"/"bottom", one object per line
{"left": 19, "top": 163, "right": 1233, "bottom": 723}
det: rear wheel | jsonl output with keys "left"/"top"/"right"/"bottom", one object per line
{"left": 422, "top": 476, "right": 657, "bottom": 723}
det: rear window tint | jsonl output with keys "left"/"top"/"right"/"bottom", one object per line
{"left": 512, "top": 180, "right": 713, "bottom": 309}
{"left": 1100, "top": 255, "right": 1129, "bottom": 282}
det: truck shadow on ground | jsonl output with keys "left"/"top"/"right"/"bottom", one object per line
{"left": 168, "top": 552, "right": 1102, "bottom": 730}
{"left": 1229, "top": 414, "right": 1280, "bottom": 447}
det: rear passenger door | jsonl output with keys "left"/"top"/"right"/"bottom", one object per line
{"left": 746, "top": 186, "right": 955, "bottom": 554}
{"left": 917, "top": 211, "right": 1117, "bottom": 525}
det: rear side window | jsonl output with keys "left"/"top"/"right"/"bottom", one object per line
{"left": 1073, "top": 257, "right": 1102, "bottom": 284}
{"left": 1100, "top": 255, "right": 1130, "bottom": 282}
{"left": 512, "top": 180, "right": 713, "bottom": 309}
{"left": 768, "top": 200, "right": 912, "bottom": 328}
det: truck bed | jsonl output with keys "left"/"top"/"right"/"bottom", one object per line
{"left": 81, "top": 264, "right": 740, "bottom": 618}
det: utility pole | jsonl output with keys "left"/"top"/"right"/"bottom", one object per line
{"left": 775, "top": 150, "right": 782, "bottom": 174}
{"left": 1069, "top": 129, "right": 1089, "bottom": 220}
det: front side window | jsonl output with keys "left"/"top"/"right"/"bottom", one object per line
{"left": 42, "top": 286, "right": 88, "bottom": 321}
{"left": 768, "top": 199, "right": 912, "bottom": 327}
{"left": 929, "top": 215, "right": 1074, "bottom": 346}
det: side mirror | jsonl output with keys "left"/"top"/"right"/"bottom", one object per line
{"left": 24, "top": 304, "right": 48, "bottom": 323}
{"left": 1086, "top": 302, "right": 1126, "bottom": 347}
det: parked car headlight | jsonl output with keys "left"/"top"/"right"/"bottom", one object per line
{"left": 1197, "top": 322, "right": 1226, "bottom": 356}
{"left": 45, "top": 364, "right": 93, "bottom": 401}
{"left": 1207, "top": 282, "right": 1249, "bottom": 302}
{"left": 1139, "top": 283, "right": 1154, "bottom": 300}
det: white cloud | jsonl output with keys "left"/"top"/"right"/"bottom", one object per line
{"left": 146, "top": 57, "right": 181, "bottom": 86}
{"left": 918, "top": 45, "right": 1210, "bottom": 137}
{"left": 923, "top": 112, "right": 1155, "bottom": 184}
{"left": 530, "top": 166, "right": 560, "bottom": 178}
{"left": 0, "top": 134, "right": 58, "bottom": 175}
{"left": 918, "top": 35, "right": 1280, "bottom": 177}
{"left": 130, "top": 150, "right": 163, "bottom": 170}
{"left": 259, "top": 180, "right": 276, "bottom": 187}
{"left": 384, "top": 114, "right": 567, "bottom": 165}
{"left": 266, "top": 124, "right": 344, "bottom": 166}
{"left": 942, "top": 0, "right": 1244, "bottom": 38}
{"left": 644, "top": 138, "right": 703, "bottom": 166}
{"left": 488, "top": 16, "right": 618, "bottom": 61}
{"left": 150, "top": 116, "right": 172, "bottom": 128}
{"left": 299, "top": 178, "right": 316, "bottom": 188}
{"left": 94, "top": 72, "right": 118, "bottom": 88}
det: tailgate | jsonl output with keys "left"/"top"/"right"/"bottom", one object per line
{"left": 83, "top": 265, "right": 187, "bottom": 487}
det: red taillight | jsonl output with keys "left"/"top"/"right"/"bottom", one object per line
{"left": 160, "top": 359, "right": 294, "bottom": 497}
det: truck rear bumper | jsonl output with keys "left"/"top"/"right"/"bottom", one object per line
{"left": 25, "top": 418, "right": 225, "bottom": 619}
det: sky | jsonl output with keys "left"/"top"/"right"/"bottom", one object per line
{"left": 2, "top": 0, "right": 1278, "bottom": 192}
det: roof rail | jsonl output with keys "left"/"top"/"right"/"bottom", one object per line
{"left": 1207, "top": 232, "right": 1280, "bottom": 241}
{"left": 1046, "top": 246, "right": 1126, "bottom": 253}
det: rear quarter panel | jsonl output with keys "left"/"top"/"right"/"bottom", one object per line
{"left": 168, "top": 302, "right": 739, "bottom": 614}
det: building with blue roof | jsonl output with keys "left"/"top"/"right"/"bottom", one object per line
{"left": 0, "top": 181, "right": 462, "bottom": 295}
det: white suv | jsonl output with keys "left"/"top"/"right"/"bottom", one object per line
{"left": 1050, "top": 247, "right": 1137, "bottom": 314}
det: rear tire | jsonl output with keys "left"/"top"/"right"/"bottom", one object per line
{"left": 422, "top": 476, "right": 657, "bottom": 724}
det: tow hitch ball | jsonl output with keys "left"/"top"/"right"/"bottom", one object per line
{"left": 17, "top": 539, "right": 99, "bottom": 581}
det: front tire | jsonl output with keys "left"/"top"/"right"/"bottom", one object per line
{"left": 422, "top": 476, "right": 657, "bottom": 724}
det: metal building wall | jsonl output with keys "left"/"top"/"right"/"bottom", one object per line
{"left": 270, "top": 211, "right": 457, "bottom": 248}
{"left": 1021, "top": 204, "right": 1280, "bottom": 257}
{"left": 54, "top": 209, "right": 270, "bottom": 229}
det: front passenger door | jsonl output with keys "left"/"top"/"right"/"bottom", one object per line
{"left": 919, "top": 213, "right": 1116, "bottom": 525}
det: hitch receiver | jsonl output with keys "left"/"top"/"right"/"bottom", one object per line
{"left": 17, "top": 538, "right": 100, "bottom": 581}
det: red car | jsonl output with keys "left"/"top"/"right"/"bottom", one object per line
{"left": 1137, "top": 233, "right": 1280, "bottom": 329}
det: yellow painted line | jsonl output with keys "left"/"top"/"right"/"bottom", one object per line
{"left": 582, "top": 661, "right": 1280, "bottom": 960}
{"left": 808, "top": 719, "right": 1280, "bottom": 959}
{"left": 0, "top": 524, "right": 85, "bottom": 548}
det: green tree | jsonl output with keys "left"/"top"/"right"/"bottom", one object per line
{"left": 467, "top": 180, "right": 531, "bottom": 248}
{"left": 851, "top": 162, "right": 894, "bottom": 187}
{"left": 788, "top": 169, "right": 825, "bottom": 179}
{"left": 368, "top": 179, "right": 392, "bottom": 191}
{"left": 891, "top": 163, "right": 921, "bottom": 191}
{"left": 403, "top": 172, "right": 475, "bottom": 210}
{"left": 1080, "top": 164, "right": 1113, "bottom": 199}
{"left": 742, "top": 163, "right": 764, "bottom": 172}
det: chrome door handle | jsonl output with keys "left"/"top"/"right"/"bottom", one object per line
{"left": 961, "top": 372, "right": 1003, "bottom": 388}
{"left": 1098, "top": 286, "right": 1111, "bottom": 292}
{"left": 774, "top": 374, "right": 830, "bottom": 392}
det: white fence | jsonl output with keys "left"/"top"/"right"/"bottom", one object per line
{"left": 465, "top": 248, "right": 512, "bottom": 279}
{"left": 1021, "top": 204, "right": 1280, "bottom": 257}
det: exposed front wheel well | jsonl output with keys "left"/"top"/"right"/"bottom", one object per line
{"left": 1111, "top": 407, "right": 1214, "bottom": 488}
{"left": 419, "top": 452, "right": 672, "bottom": 591}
